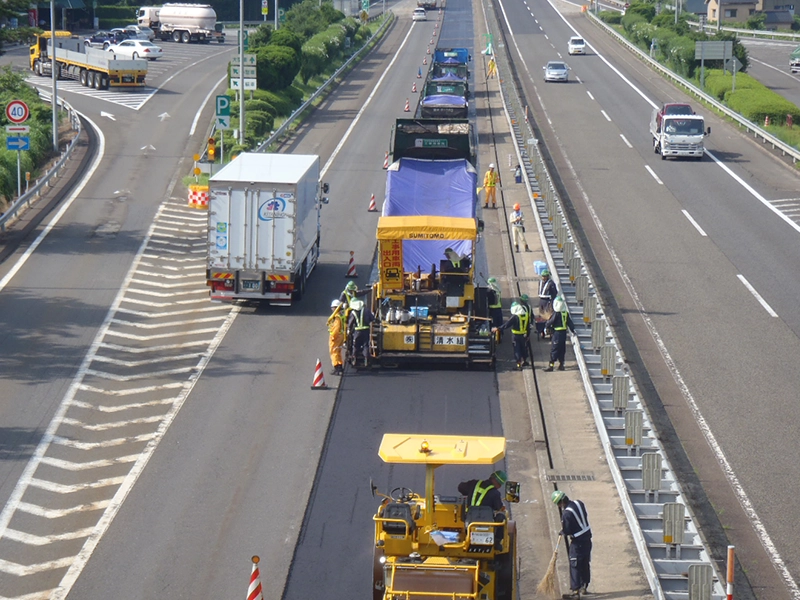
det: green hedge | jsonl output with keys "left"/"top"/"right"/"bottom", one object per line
{"left": 95, "top": 5, "right": 137, "bottom": 19}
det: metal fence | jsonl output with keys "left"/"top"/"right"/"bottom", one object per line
{"left": 0, "top": 97, "right": 82, "bottom": 233}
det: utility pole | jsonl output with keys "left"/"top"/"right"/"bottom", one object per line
{"left": 239, "top": 0, "right": 245, "bottom": 146}
{"left": 50, "top": 0, "right": 59, "bottom": 152}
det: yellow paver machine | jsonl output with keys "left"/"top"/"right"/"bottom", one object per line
{"left": 371, "top": 434, "right": 520, "bottom": 600}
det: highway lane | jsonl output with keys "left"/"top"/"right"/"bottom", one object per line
{"left": 0, "top": 41, "right": 236, "bottom": 598}
{"left": 740, "top": 37, "right": 800, "bottom": 108}
{"left": 59, "top": 8, "right": 471, "bottom": 599}
{"left": 494, "top": 0, "right": 800, "bottom": 597}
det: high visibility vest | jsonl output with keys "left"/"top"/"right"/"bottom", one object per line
{"left": 554, "top": 311, "right": 568, "bottom": 331}
{"left": 512, "top": 312, "right": 529, "bottom": 335}
{"left": 328, "top": 313, "right": 345, "bottom": 335}
{"left": 343, "top": 289, "right": 356, "bottom": 304}
{"left": 484, "top": 170, "right": 498, "bottom": 187}
{"left": 565, "top": 500, "right": 591, "bottom": 538}
{"left": 470, "top": 480, "right": 493, "bottom": 506}
{"left": 538, "top": 278, "right": 554, "bottom": 299}
{"left": 354, "top": 308, "right": 370, "bottom": 330}
{"left": 489, "top": 287, "right": 502, "bottom": 309}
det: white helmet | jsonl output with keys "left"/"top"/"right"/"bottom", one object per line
{"left": 553, "top": 297, "right": 566, "bottom": 313}
{"left": 489, "top": 163, "right": 495, "bottom": 169}
{"left": 349, "top": 299, "right": 364, "bottom": 311}
{"left": 331, "top": 299, "right": 342, "bottom": 309}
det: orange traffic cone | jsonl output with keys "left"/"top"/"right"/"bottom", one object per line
{"left": 346, "top": 251, "right": 358, "bottom": 278}
{"left": 429, "top": 39, "right": 433, "bottom": 46}
{"left": 433, "top": 29, "right": 436, "bottom": 36}
{"left": 368, "top": 194, "right": 377, "bottom": 212}
{"left": 412, "top": 81, "right": 417, "bottom": 93}
{"left": 404, "top": 98, "right": 410, "bottom": 112}
{"left": 423, "top": 57, "right": 427, "bottom": 65}
{"left": 311, "top": 359, "right": 327, "bottom": 390}
{"left": 383, "top": 151, "right": 389, "bottom": 169}
{"left": 248, "top": 557, "right": 264, "bottom": 600}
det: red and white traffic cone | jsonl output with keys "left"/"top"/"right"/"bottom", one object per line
{"left": 429, "top": 39, "right": 433, "bottom": 45}
{"left": 311, "top": 359, "right": 327, "bottom": 390}
{"left": 383, "top": 151, "right": 389, "bottom": 169}
{"left": 346, "top": 251, "right": 358, "bottom": 278}
{"left": 433, "top": 29, "right": 436, "bottom": 36}
{"left": 423, "top": 57, "right": 427, "bottom": 65}
{"left": 427, "top": 46, "right": 430, "bottom": 54}
{"left": 412, "top": 81, "right": 417, "bottom": 93}
{"left": 248, "top": 557, "right": 264, "bottom": 600}
{"left": 404, "top": 98, "right": 410, "bottom": 112}
{"left": 368, "top": 194, "right": 377, "bottom": 212}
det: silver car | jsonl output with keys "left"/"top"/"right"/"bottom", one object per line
{"left": 543, "top": 60, "right": 570, "bottom": 82}
{"left": 124, "top": 24, "right": 156, "bottom": 41}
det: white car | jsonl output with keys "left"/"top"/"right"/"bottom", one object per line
{"left": 108, "top": 39, "right": 163, "bottom": 61}
{"left": 124, "top": 24, "right": 156, "bottom": 41}
{"left": 413, "top": 8, "right": 427, "bottom": 21}
{"left": 568, "top": 36, "right": 586, "bottom": 55}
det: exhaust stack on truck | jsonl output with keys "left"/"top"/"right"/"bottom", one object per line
{"left": 206, "top": 153, "right": 328, "bottom": 305}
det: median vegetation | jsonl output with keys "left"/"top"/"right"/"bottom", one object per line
{"left": 0, "top": 68, "right": 57, "bottom": 206}
{"left": 216, "top": 0, "right": 385, "bottom": 156}
{"left": 598, "top": 2, "right": 800, "bottom": 150}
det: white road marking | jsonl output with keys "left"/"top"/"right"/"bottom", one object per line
{"left": 40, "top": 455, "right": 140, "bottom": 471}
{"left": 644, "top": 165, "right": 663, "bottom": 184}
{"left": 737, "top": 274, "right": 779, "bottom": 317}
{"left": 586, "top": 90, "right": 595, "bottom": 100}
{"left": 52, "top": 433, "right": 157, "bottom": 450}
{"left": 190, "top": 73, "right": 229, "bottom": 136}
{"left": 681, "top": 210, "right": 707, "bottom": 236}
{"left": 4, "top": 528, "right": 95, "bottom": 546}
{"left": 0, "top": 557, "right": 74, "bottom": 576}
{"left": 320, "top": 21, "right": 416, "bottom": 177}
{"left": 17, "top": 501, "right": 110, "bottom": 519}
{"left": 600, "top": 109, "right": 611, "bottom": 121}
{"left": 620, "top": 134, "right": 632, "bottom": 148}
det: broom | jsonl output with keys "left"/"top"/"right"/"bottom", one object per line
{"left": 536, "top": 533, "right": 562, "bottom": 597}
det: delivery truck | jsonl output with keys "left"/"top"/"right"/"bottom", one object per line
{"left": 206, "top": 153, "right": 328, "bottom": 305}
{"left": 30, "top": 32, "right": 147, "bottom": 89}
{"left": 138, "top": 3, "right": 225, "bottom": 43}
{"left": 650, "top": 108, "right": 709, "bottom": 160}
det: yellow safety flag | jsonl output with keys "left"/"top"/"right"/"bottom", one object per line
{"left": 476, "top": 186, "right": 484, "bottom": 194}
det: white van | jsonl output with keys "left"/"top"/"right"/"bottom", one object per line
{"left": 413, "top": 8, "right": 427, "bottom": 21}
{"left": 568, "top": 36, "right": 586, "bottom": 55}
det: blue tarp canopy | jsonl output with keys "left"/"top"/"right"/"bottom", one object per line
{"left": 431, "top": 72, "right": 465, "bottom": 83}
{"left": 384, "top": 158, "right": 477, "bottom": 271}
{"left": 421, "top": 94, "right": 467, "bottom": 107}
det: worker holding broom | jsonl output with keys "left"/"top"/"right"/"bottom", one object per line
{"left": 552, "top": 490, "right": 592, "bottom": 598}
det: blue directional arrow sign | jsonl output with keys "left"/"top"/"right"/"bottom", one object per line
{"left": 6, "top": 136, "right": 30, "bottom": 151}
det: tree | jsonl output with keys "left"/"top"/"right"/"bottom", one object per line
{"left": 270, "top": 28, "right": 303, "bottom": 54}
{"left": 249, "top": 23, "right": 273, "bottom": 49}
{"left": 256, "top": 45, "right": 300, "bottom": 90}
{"left": 0, "top": 0, "right": 31, "bottom": 20}
{"left": 746, "top": 12, "right": 766, "bottom": 30}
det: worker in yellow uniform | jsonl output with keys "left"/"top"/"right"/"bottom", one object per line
{"left": 327, "top": 300, "right": 347, "bottom": 375}
{"left": 483, "top": 163, "right": 499, "bottom": 209}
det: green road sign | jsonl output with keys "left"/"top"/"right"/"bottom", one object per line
{"left": 216, "top": 95, "right": 231, "bottom": 117}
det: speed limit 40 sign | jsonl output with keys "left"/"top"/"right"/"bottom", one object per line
{"left": 5, "top": 100, "right": 30, "bottom": 124}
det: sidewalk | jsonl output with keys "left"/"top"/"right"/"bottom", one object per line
{"left": 472, "top": 19, "right": 653, "bottom": 600}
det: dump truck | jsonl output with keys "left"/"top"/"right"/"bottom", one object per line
{"left": 30, "top": 32, "right": 147, "bottom": 89}
{"left": 372, "top": 433, "right": 520, "bottom": 600}
{"left": 206, "top": 153, "right": 328, "bottom": 304}
{"left": 650, "top": 108, "right": 709, "bottom": 160}
{"left": 138, "top": 3, "right": 224, "bottom": 43}
{"left": 358, "top": 119, "right": 493, "bottom": 369}
{"left": 389, "top": 118, "right": 477, "bottom": 166}
{"left": 432, "top": 50, "right": 470, "bottom": 97}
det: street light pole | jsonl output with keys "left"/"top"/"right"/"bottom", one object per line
{"left": 50, "top": 0, "right": 59, "bottom": 152}
{"left": 239, "top": 0, "right": 245, "bottom": 146}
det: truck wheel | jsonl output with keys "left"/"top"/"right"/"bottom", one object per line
{"left": 181, "top": 31, "right": 191, "bottom": 43}
{"left": 292, "top": 261, "right": 307, "bottom": 301}
{"left": 653, "top": 138, "right": 659, "bottom": 154}
{"left": 173, "top": 31, "right": 181, "bottom": 42}
{"left": 34, "top": 60, "right": 42, "bottom": 76}
{"left": 100, "top": 74, "right": 109, "bottom": 90}
{"left": 79, "top": 70, "right": 88, "bottom": 86}
{"left": 92, "top": 72, "right": 100, "bottom": 89}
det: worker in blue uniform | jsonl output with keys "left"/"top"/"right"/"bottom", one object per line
{"left": 552, "top": 490, "right": 592, "bottom": 598}
{"left": 544, "top": 296, "right": 575, "bottom": 371}
{"left": 493, "top": 301, "right": 531, "bottom": 370}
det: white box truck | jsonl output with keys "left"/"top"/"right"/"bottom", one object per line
{"left": 138, "top": 3, "right": 225, "bottom": 43}
{"left": 206, "top": 153, "right": 328, "bottom": 305}
{"left": 650, "top": 109, "right": 710, "bottom": 161}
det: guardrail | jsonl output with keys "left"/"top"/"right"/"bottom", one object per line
{"left": 689, "top": 20, "right": 800, "bottom": 42}
{"left": 0, "top": 97, "right": 81, "bottom": 233}
{"left": 255, "top": 11, "right": 394, "bottom": 152}
{"left": 586, "top": 12, "right": 800, "bottom": 164}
